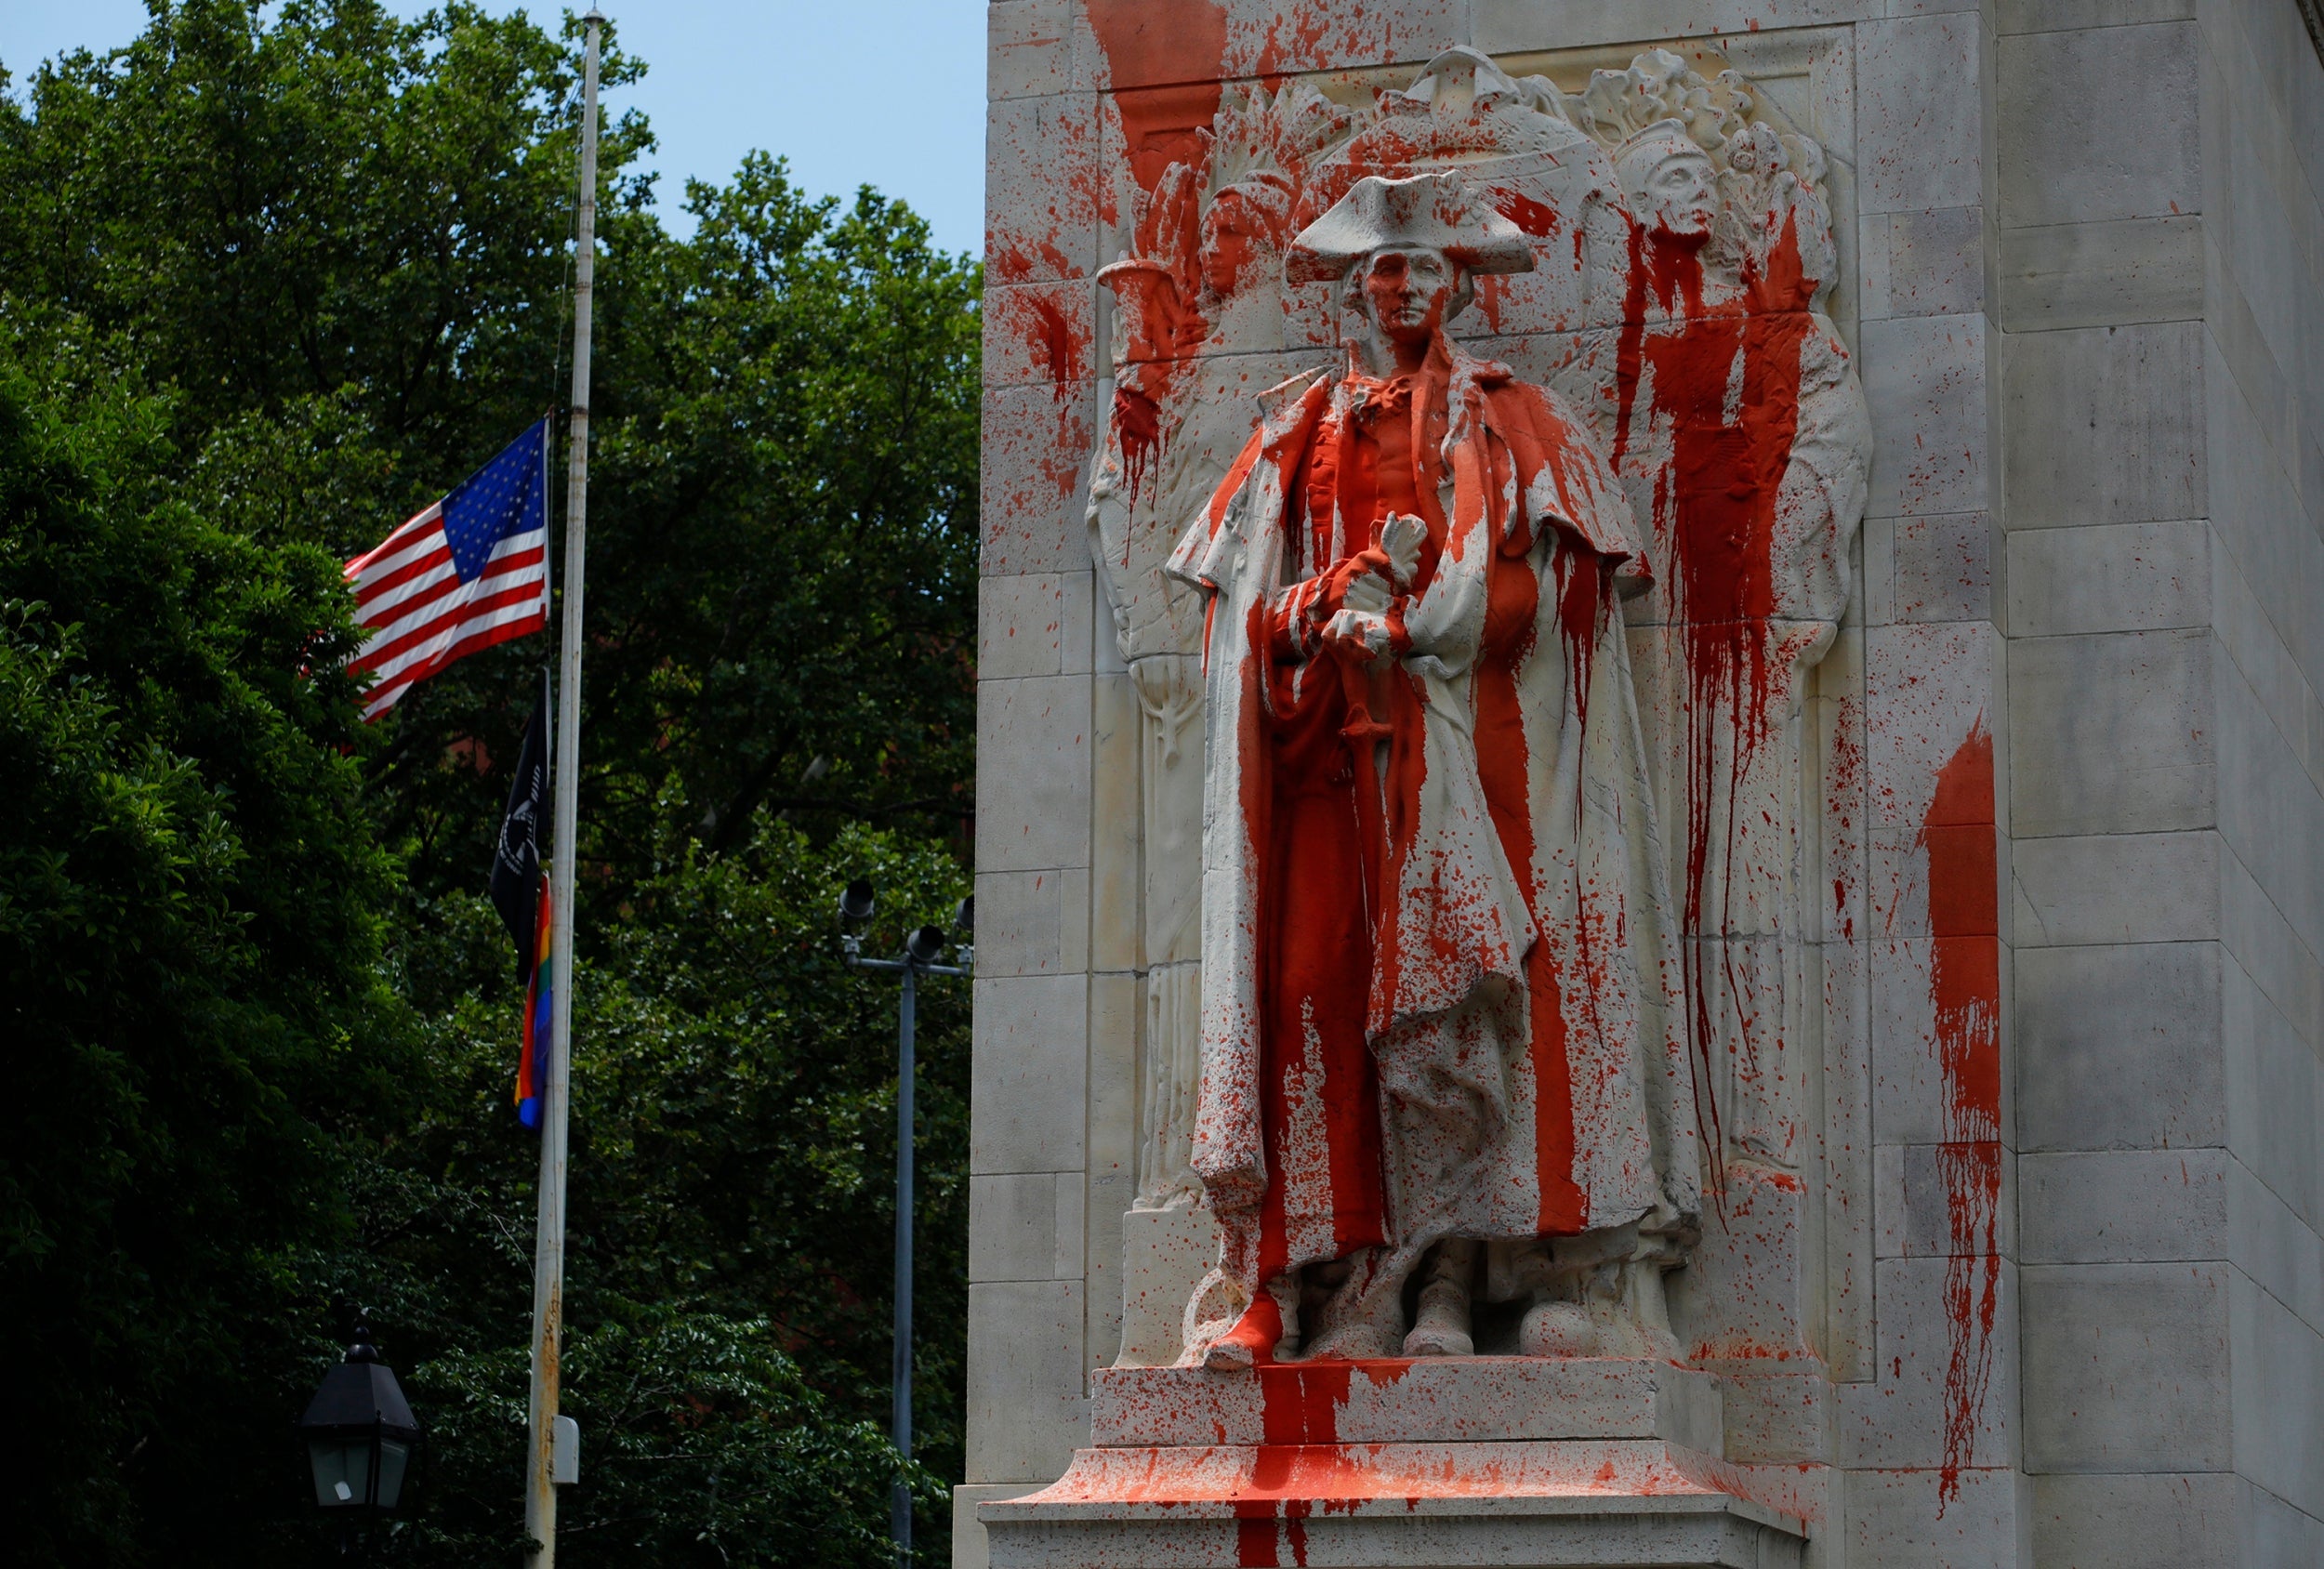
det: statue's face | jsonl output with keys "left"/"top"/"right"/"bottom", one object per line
{"left": 1200, "top": 204, "right": 1262, "bottom": 297}
{"left": 1635, "top": 146, "right": 1717, "bottom": 237}
{"left": 1357, "top": 246, "right": 1456, "bottom": 347}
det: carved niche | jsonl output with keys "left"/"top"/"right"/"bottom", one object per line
{"left": 1084, "top": 44, "right": 1873, "bottom": 1367}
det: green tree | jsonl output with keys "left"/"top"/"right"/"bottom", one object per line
{"left": 580, "top": 162, "right": 981, "bottom": 871}
{"left": 359, "top": 823, "right": 970, "bottom": 1565}
{"left": 368, "top": 160, "right": 983, "bottom": 920}
{"left": 0, "top": 0, "right": 982, "bottom": 900}
{"left": 0, "top": 327, "right": 401, "bottom": 1562}
{"left": 0, "top": 3, "right": 984, "bottom": 1563}
{"left": 0, "top": 0, "right": 649, "bottom": 472}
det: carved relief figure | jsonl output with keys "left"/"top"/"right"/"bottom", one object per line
{"left": 1087, "top": 83, "right": 1351, "bottom": 1211}
{"left": 1572, "top": 52, "right": 1872, "bottom": 1171}
{"left": 1167, "top": 174, "right": 1700, "bottom": 1369}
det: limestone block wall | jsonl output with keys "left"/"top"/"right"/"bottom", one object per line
{"left": 1995, "top": 4, "right": 2227, "bottom": 1556}
{"left": 1836, "top": 12, "right": 2014, "bottom": 1554}
{"left": 1993, "top": 0, "right": 2324, "bottom": 1560}
{"left": 971, "top": 3, "right": 1103, "bottom": 1523}
{"left": 2200, "top": 0, "right": 2324, "bottom": 1554}
{"left": 967, "top": 0, "right": 2321, "bottom": 1563}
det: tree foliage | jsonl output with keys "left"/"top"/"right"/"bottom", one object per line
{"left": 0, "top": 3, "right": 982, "bottom": 1564}
{"left": 584, "top": 161, "right": 979, "bottom": 868}
{"left": 0, "top": 331, "right": 400, "bottom": 1562}
{"left": 364, "top": 824, "right": 970, "bottom": 1566}
{"left": 0, "top": 0, "right": 643, "bottom": 463}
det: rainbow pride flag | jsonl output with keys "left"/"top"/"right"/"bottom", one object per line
{"left": 515, "top": 875, "right": 553, "bottom": 1128}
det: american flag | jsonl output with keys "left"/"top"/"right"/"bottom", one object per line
{"left": 346, "top": 419, "right": 551, "bottom": 719}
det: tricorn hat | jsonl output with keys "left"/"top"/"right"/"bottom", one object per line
{"left": 1285, "top": 171, "right": 1536, "bottom": 284}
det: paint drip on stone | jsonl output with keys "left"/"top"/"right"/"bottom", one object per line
{"left": 1611, "top": 212, "right": 1814, "bottom": 1180}
{"left": 1921, "top": 719, "right": 2000, "bottom": 1510}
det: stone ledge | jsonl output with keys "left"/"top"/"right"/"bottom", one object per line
{"left": 979, "top": 1438, "right": 1805, "bottom": 1568}
{"left": 1091, "top": 1357, "right": 1723, "bottom": 1454}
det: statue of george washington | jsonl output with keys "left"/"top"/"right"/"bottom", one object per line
{"left": 1169, "top": 173, "right": 1702, "bottom": 1369}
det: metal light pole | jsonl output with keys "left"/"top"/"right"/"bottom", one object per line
{"left": 840, "top": 884, "right": 971, "bottom": 1567}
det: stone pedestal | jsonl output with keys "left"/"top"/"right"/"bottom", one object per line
{"left": 980, "top": 1359, "right": 1804, "bottom": 1568}
{"left": 1115, "top": 1206, "right": 1220, "bottom": 1368}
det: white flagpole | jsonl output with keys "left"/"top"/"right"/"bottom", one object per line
{"left": 526, "top": 8, "right": 603, "bottom": 1563}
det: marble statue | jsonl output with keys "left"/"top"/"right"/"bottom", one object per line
{"left": 970, "top": 8, "right": 2256, "bottom": 1559}
{"left": 1165, "top": 172, "right": 1702, "bottom": 1371}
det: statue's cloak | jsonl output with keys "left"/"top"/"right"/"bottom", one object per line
{"left": 1166, "top": 347, "right": 1702, "bottom": 1300}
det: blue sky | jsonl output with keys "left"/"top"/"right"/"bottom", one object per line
{"left": 0, "top": 1, "right": 987, "bottom": 256}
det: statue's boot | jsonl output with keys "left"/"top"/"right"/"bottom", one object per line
{"left": 1518, "top": 1297, "right": 1598, "bottom": 1357}
{"left": 1301, "top": 1247, "right": 1411, "bottom": 1360}
{"left": 1203, "top": 1290, "right": 1285, "bottom": 1372}
{"left": 1402, "top": 1238, "right": 1478, "bottom": 1357}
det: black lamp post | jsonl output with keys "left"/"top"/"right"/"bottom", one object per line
{"left": 839, "top": 881, "right": 971, "bottom": 1569}
{"left": 299, "top": 1321, "right": 422, "bottom": 1523}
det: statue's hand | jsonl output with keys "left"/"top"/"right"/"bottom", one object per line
{"left": 1342, "top": 569, "right": 1392, "bottom": 615}
{"left": 1325, "top": 607, "right": 1398, "bottom": 660}
{"left": 1314, "top": 546, "right": 1393, "bottom": 619}
{"left": 1379, "top": 512, "right": 1427, "bottom": 590}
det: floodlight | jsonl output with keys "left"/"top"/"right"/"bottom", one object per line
{"left": 905, "top": 924, "right": 949, "bottom": 966}
{"left": 838, "top": 878, "right": 877, "bottom": 929}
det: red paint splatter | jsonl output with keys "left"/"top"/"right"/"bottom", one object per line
{"left": 1611, "top": 215, "right": 1815, "bottom": 1190}
{"left": 1085, "top": 1, "right": 1228, "bottom": 417}
{"left": 1247, "top": 4, "right": 1329, "bottom": 82}
{"left": 1490, "top": 187, "right": 1562, "bottom": 239}
{"left": 985, "top": 231, "right": 1084, "bottom": 285}
{"left": 1921, "top": 720, "right": 1999, "bottom": 1510}
{"left": 1086, "top": 0, "right": 1228, "bottom": 191}
{"left": 1552, "top": 548, "right": 1611, "bottom": 745}
{"left": 1114, "top": 386, "right": 1161, "bottom": 506}
{"left": 1022, "top": 292, "right": 1086, "bottom": 398}
{"left": 1258, "top": 1361, "right": 1353, "bottom": 1445}
{"left": 1230, "top": 1322, "right": 1421, "bottom": 1560}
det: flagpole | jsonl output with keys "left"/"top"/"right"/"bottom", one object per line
{"left": 527, "top": 8, "right": 603, "bottom": 1564}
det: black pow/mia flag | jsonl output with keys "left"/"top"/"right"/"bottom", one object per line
{"left": 490, "top": 670, "right": 551, "bottom": 982}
